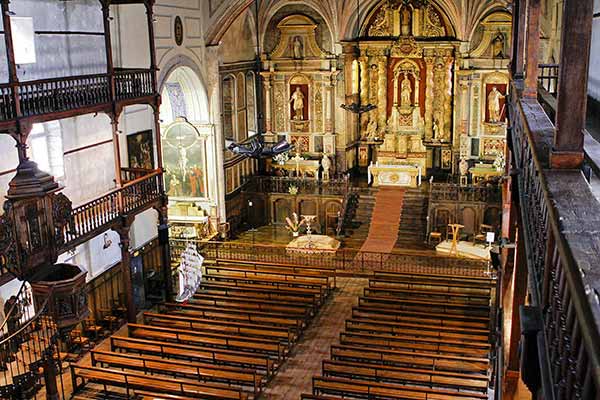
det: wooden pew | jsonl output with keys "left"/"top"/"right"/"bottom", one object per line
{"left": 136, "top": 390, "right": 198, "bottom": 400}
{"left": 143, "top": 312, "right": 296, "bottom": 344}
{"left": 321, "top": 359, "right": 489, "bottom": 394}
{"left": 162, "top": 302, "right": 305, "bottom": 331}
{"left": 211, "top": 260, "right": 336, "bottom": 289}
{"left": 358, "top": 295, "right": 490, "bottom": 318}
{"left": 110, "top": 336, "right": 275, "bottom": 377}
{"left": 193, "top": 292, "right": 314, "bottom": 316}
{"left": 198, "top": 283, "right": 319, "bottom": 306}
{"left": 90, "top": 350, "right": 262, "bottom": 397}
{"left": 339, "top": 332, "right": 490, "bottom": 358}
{"left": 70, "top": 365, "right": 249, "bottom": 400}
{"left": 345, "top": 318, "right": 490, "bottom": 343}
{"left": 330, "top": 344, "right": 489, "bottom": 374}
{"left": 364, "top": 286, "right": 491, "bottom": 306}
{"left": 372, "top": 271, "right": 493, "bottom": 289}
{"left": 127, "top": 324, "right": 287, "bottom": 361}
{"left": 204, "top": 265, "right": 332, "bottom": 290}
{"left": 312, "top": 375, "right": 488, "bottom": 399}
{"left": 189, "top": 295, "right": 311, "bottom": 319}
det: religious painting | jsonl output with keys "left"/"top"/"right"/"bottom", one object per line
{"left": 290, "top": 135, "right": 309, "bottom": 153}
{"left": 358, "top": 145, "right": 369, "bottom": 167}
{"left": 482, "top": 138, "right": 505, "bottom": 159}
{"left": 127, "top": 130, "right": 154, "bottom": 170}
{"left": 162, "top": 120, "right": 206, "bottom": 199}
{"left": 289, "top": 84, "right": 309, "bottom": 122}
{"left": 485, "top": 83, "right": 507, "bottom": 124}
{"left": 441, "top": 149, "right": 452, "bottom": 170}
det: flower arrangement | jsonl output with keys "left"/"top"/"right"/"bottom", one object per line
{"left": 285, "top": 213, "right": 305, "bottom": 236}
{"left": 273, "top": 152, "right": 290, "bottom": 165}
{"left": 288, "top": 185, "right": 299, "bottom": 195}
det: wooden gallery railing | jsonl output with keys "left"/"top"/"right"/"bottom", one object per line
{"left": 429, "top": 183, "right": 502, "bottom": 203}
{"left": 509, "top": 87, "right": 600, "bottom": 399}
{"left": 58, "top": 170, "right": 163, "bottom": 252}
{"left": 538, "top": 64, "right": 559, "bottom": 97}
{"left": 245, "top": 176, "right": 350, "bottom": 196}
{"left": 0, "top": 68, "right": 154, "bottom": 123}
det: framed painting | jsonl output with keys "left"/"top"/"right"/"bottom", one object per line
{"left": 127, "top": 130, "right": 154, "bottom": 170}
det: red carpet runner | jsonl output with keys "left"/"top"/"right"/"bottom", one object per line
{"left": 359, "top": 187, "right": 406, "bottom": 254}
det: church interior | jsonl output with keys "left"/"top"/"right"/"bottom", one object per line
{"left": 0, "top": 0, "right": 598, "bottom": 399}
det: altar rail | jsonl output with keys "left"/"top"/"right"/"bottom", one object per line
{"left": 429, "top": 183, "right": 502, "bottom": 203}
{"left": 509, "top": 84, "right": 600, "bottom": 399}
{"left": 244, "top": 176, "right": 350, "bottom": 196}
{"left": 170, "top": 240, "right": 490, "bottom": 278}
{"left": 0, "top": 68, "right": 155, "bottom": 124}
{"left": 59, "top": 170, "right": 163, "bottom": 252}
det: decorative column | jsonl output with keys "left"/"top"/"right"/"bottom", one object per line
{"left": 443, "top": 54, "right": 454, "bottom": 142}
{"left": 424, "top": 51, "right": 435, "bottom": 141}
{"left": 377, "top": 56, "right": 388, "bottom": 129}
{"left": 551, "top": 0, "right": 594, "bottom": 169}
{"left": 511, "top": 0, "right": 527, "bottom": 78}
{"left": 1, "top": 0, "right": 21, "bottom": 119}
{"left": 117, "top": 225, "right": 137, "bottom": 323}
{"left": 263, "top": 74, "right": 273, "bottom": 135}
{"left": 325, "top": 75, "right": 334, "bottom": 133}
{"left": 523, "top": 0, "right": 541, "bottom": 98}
{"left": 359, "top": 55, "right": 369, "bottom": 137}
{"left": 157, "top": 204, "right": 173, "bottom": 302}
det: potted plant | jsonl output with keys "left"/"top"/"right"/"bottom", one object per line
{"left": 285, "top": 213, "right": 304, "bottom": 237}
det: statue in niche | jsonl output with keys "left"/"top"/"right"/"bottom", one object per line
{"left": 400, "top": 7, "right": 412, "bottom": 36}
{"left": 290, "top": 87, "right": 305, "bottom": 120}
{"left": 400, "top": 74, "right": 412, "bottom": 107}
{"left": 433, "top": 119, "right": 440, "bottom": 139}
{"left": 366, "top": 115, "right": 379, "bottom": 140}
{"left": 488, "top": 86, "right": 506, "bottom": 123}
{"left": 459, "top": 158, "right": 469, "bottom": 176}
{"left": 292, "top": 36, "right": 304, "bottom": 59}
{"left": 321, "top": 153, "right": 331, "bottom": 181}
{"left": 492, "top": 33, "right": 505, "bottom": 58}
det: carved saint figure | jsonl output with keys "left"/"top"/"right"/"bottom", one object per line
{"left": 290, "top": 87, "right": 305, "bottom": 120}
{"left": 492, "top": 34, "right": 504, "bottom": 58}
{"left": 488, "top": 86, "right": 506, "bottom": 123}
{"left": 400, "top": 74, "right": 412, "bottom": 107}
{"left": 400, "top": 7, "right": 412, "bottom": 36}
{"left": 433, "top": 119, "right": 440, "bottom": 139}
{"left": 366, "top": 116, "right": 378, "bottom": 140}
{"left": 459, "top": 158, "right": 469, "bottom": 176}
{"left": 293, "top": 36, "right": 303, "bottom": 59}
{"left": 321, "top": 153, "right": 331, "bottom": 181}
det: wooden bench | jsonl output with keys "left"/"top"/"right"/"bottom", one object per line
{"left": 70, "top": 365, "right": 249, "bottom": 400}
{"left": 163, "top": 303, "right": 305, "bottom": 331}
{"left": 322, "top": 359, "right": 489, "bottom": 394}
{"left": 358, "top": 295, "right": 491, "bottom": 318}
{"left": 352, "top": 306, "right": 490, "bottom": 330}
{"left": 199, "top": 283, "right": 319, "bottom": 306}
{"left": 91, "top": 350, "right": 262, "bottom": 397}
{"left": 372, "top": 271, "right": 494, "bottom": 287}
{"left": 128, "top": 324, "right": 287, "bottom": 361}
{"left": 136, "top": 390, "right": 198, "bottom": 400}
{"left": 193, "top": 292, "right": 315, "bottom": 316}
{"left": 143, "top": 312, "right": 296, "bottom": 344}
{"left": 345, "top": 318, "right": 490, "bottom": 343}
{"left": 330, "top": 344, "right": 489, "bottom": 374}
{"left": 110, "top": 336, "right": 275, "bottom": 377}
{"left": 312, "top": 375, "right": 488, "bottom": 399}
{"left": 339, "top": 332, "right": 490, "bottom": 358}
{"left": 363, "top": 286, "right": 491, "bottom": 306}
{"left": 189, "top": 296, "right": 312, "bottom": 319}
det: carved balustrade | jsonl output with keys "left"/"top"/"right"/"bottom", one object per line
{"left": 509, "top": 84, "right": 600, "bottom": 399}
{"left": 0, "top": 68, "right": 155, "bottom": 124}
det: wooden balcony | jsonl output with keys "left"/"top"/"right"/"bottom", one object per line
{"left": 508, "top": 82, "right": 600, "bottom": 399}
{"left": 59, "top": 170, "right": 164, "bottom": 252}
{"left": 0, "top": 68, "right": 156, "bottom": 129}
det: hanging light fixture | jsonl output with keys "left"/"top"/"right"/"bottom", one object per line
{"left": 340, "top": 0, "right": 377, "bottom": 115}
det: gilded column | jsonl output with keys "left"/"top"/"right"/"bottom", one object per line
{"left": 359, "top": 55, "right": 369, "bottom": 136}
{"left": 424, "top": 50, "right": 435, "bottom": 141}
{"left": 263, "top": 74, "right": 273, "bottom": 135}
{"left": 325, "top": 74, "right": 334, "bottom": 133}
{"left": 377, "top": 55, "right": 388, "bottom": 129}
{"left": 443, "top": 53, "right": 454, "bottom": 143}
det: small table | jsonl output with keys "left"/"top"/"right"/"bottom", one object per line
{"left": 448, "top": 224, "right": 464, "bottom": 256}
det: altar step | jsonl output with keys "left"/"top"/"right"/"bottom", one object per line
{"left": 395, "top": 189, "right": 429, "bottom": 249}
{"left": 359, "top": 187, "right": 406, "bottom": 254}
{"left": 342, "top": 189, "right": 377, "bottom": 249}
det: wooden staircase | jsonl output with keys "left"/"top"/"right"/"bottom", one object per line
{"left": 395, "top": 188, "right": 429, "bottom": 249}
{"left": 359, "top": 188, "right": 406, "bottom": 254}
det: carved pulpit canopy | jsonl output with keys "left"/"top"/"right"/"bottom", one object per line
{"left": 364, "top": 1, "right": 451, "bottom": 38}
{"left": 270, "top": 15, "right": 327, "bottom": 60}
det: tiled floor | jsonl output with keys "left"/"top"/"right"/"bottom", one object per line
{"left": 259, "top": 277, "right": 367, "bottom": 399}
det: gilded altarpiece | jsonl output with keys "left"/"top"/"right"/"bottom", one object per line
{"left": 353, "top": 2, "right": 457, "bottom": 176}
{"left": 261, "top": 15, "right": 339, "bottom": 169}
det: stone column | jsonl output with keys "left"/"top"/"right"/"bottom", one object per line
{"left": 424, "top": 51, "right": 435, "bottom": 141}
{"left": 263, "top": 75, "right": 273, "bottom": 135}
{"left": 117, "top": 225, "right": 137, "bottom": 323}
{"left": 325, "top": 75, "right": 334, "bottom": 133}
{"left": 523, "top": 0, "right": 541, "bottom": 98}
{"left": 551, "top": 0, "right": 594, "bottom": 169}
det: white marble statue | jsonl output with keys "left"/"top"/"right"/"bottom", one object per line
{"left": 459, "top": 158, "right": 469, "bottom": 176}
{"left": 290, "top": 87, "right": 305, "bottom": 120}
{"left": 488, "top": 86, "right": 506, "bottom": 123}
{"left": 321, "top": 153, "right": 331, "bottom": 181}
{"left": 293, "top": 36, "right": 303, "bottom": 59}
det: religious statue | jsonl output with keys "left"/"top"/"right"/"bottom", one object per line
{"left": 492, "top": 34, "right": 504, "bottom": 58}
{"left": 459, "top": 158, "right": 469, "bottom": 176}
{"left": 400, "top": 74, "right": 412, "bottom": 107}
{"left": 366, "top": 116, "right": 379, "bottom": 140}
{"left": 488, "top": 86, "right": 506, "bottom": 123}
{"left": 432, "top": 120, "right": 440, "bottom": 139}
{"left": 400, "top": 7, "right": 412, "bottom": 36}
{"left": 293, "top": 36, "right": 303, "bottom": 59}
{"left": 368, "top": 5, "right": 390, "bottom": 36}
{"left": 290, "top": 87, "right": 305, "bottom": 120}
{"left": 321, "top": 153, "right": 331, "bottom": 181}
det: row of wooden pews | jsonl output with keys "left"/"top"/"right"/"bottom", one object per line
{"left": 71, "top": 260, "right": 336, "bottom": 399}
{"left": 302, "top": 270, "right": 495, "bottom": 400}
